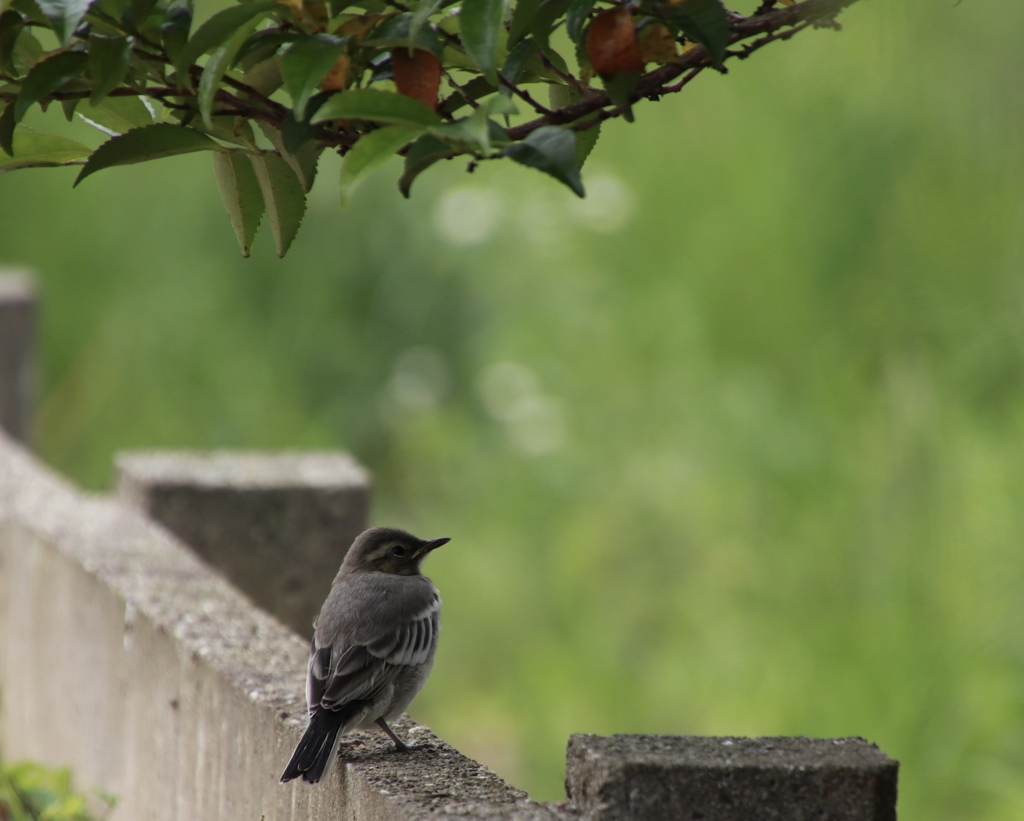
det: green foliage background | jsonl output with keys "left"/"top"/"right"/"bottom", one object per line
{"left": 2, "top": 2, "right": 1023, "bottom": 818}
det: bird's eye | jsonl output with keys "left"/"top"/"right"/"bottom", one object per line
{"left": 390, "top": 544, "right": 409, "bottom": 558}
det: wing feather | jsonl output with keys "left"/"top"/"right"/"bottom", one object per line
{"left": 307, "top": 590, "right": 440, "bottom": 714}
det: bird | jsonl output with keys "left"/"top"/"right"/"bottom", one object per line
{"left": 280, "top": 526, "right": 450, "bottom": 784}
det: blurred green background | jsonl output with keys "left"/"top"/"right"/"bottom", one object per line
{"left": 3, "top": 1, "right": 1024, "bottom": 817}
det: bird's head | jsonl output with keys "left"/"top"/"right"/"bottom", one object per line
{"left": 342, "top": 526, "right": 450, "bottom": 576}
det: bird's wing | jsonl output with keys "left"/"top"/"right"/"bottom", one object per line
{"left": 307, "top": 592, "right": 440, "bottom": 713}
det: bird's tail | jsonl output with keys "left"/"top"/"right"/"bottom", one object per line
{"left": 280, "top": 712, "right": 344, "bottom": 784}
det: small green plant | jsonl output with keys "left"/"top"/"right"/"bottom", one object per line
{"left": 0, "top": 760, "right": 116, "bottom": 821}
{"left": 0, "top": 0, "right": 859, "bottom": 255}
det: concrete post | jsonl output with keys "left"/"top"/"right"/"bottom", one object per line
{"left": 116, "top": 450, "right": 371, "bottom": 638}
{"left": 565, "top": 734, "right": 899, "bottom": 821}
{"left": 0, "top": 272, "right": 36, "bottom": 444}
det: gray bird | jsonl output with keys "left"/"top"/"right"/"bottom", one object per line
{"left": 280, "top": 526, "right": 449, "bottom": 784}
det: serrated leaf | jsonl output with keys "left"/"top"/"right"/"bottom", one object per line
{"left": 507, "top": 0, "right": 541, "bottom": 48}
{"left": 248, "top": 151, "right": 306, "bottom": 257}
{"left": 530, "top": 0, "right": 569, "bottom": 52}
{"left": 0, "top": 126, "right": 91, "bottom": 170}
{"left": 213, "top": 149, "right": 265, "bottom": 256}
{"left": 77, "top": 95, "right": 153, "bottom": 134}
{"left": 602, "top": 69, "right": 640, "bottom": 122}
{"left": 36, "top": 0, "right": 94, "bottom": 48}
{"left": 88, "top": 34, "right": 132, "bottom": 104}
{"left": 428, "top": 93, "right": 513, "bottom": 154}
{"left": 503, "top": 124, "right": 584, "bottom": 197}
{"left": 241, "top": 53, "right": 284, "bottom": 96}
{"left": 281, "top": 34, "right": 347, "bottom": 120}
{"left": 565, "top": 0, "right": 596, "bottom": 44}
{"left": 399, "top": 132, "right": 451, "bottom": 197}
{"left": 409, "top": 0, "right": 444, "bottom": 45}
{"left": 175, "top": 0, "right": 278, "bottom": 82}
{"left": 257, "top": 120, "right": 322, "bottom": 192}
{"left": 160, "top": 0, "right": 192, "bottom": 65}
{"left": 13, "top": 50, "right": 88, "bottom": 122}
{"left": 391, "top": 47, "right": 440, "bottom": 111}
{"left": 664, "top": 0, "right": 729, "bottom": 68}
{"left": 311, "top": 88, "right": 442, "bottom": 127}
{"left": 74, "top": 122, "right": 217, "bottom": 185}
{"left": 60, "top": 95, "right": 80, "bottom": 120}
{"left": 366, "top": 12, "right": 444, "bottom": 57}
{"left": 439, "top": 74, "right": 497, "bottom": 115}
{"left": 587, "top": 7, "right": 643, "bottom": 78}
{"left": 128, "top": 0, "right": 159, "bottom": 31}
{"left": 575, "top": 120, "right": 599, "bottom": 167}
{"left": 0, "top": 10, "right": 24, "bottom": 77}
{"left": 460, "top": 0, "right": 504, "bottom": 86}
{"left": 0, "top": 102, "right": 15, "bottom": 155}
{"left": 198, "top": 15, "right": 264, "bottom": 129}
{"left": 340, "top": 123, "right": 422, "bottom": 203}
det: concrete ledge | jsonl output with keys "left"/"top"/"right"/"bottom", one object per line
{"left": 116, "top": 451, "right": 371, "bottom": 638}
{"left": 0, "top": 272, "right": 35, "bottom": 444}
{"left": 566, "top": 734, "right": 898, "bottom": 820}
{"left": 0, "top": 431, "right": 566, "bottom": 820}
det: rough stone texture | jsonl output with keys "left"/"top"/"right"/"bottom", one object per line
{"left": 0, "top": 272, "right": 35, "bottom": 444}
{"left": 0, "top": 431, "right": 568, "bottom": 820}
{"left": 116, "top": 450, "right": 371, "bottom": 638}
{"left": 566, "top": 734, "right": 898, "bottom": 821}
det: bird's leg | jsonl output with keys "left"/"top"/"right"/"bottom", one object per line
{"left": 376, "top": 718, "right": 413, "bottom": 751}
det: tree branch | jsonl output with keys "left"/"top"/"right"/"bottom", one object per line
{"left": 506, "top": 0, "right": 863, "bottom": 142}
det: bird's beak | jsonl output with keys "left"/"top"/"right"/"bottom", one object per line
{"left": 419, "top": 537, "right": 450, "bottom": 555}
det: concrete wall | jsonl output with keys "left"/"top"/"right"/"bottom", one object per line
{"left": 0, "top": 272, "right": 35, "bottom": 444}
{"left": 0, "top": 431, "right": 565, "bottom": 820}
{"left": 0, "top": 276, "right": 899, "bottom": 819}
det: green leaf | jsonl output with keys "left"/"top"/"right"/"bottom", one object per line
{"left": 575, "top": 120, "right": 599, "bottom": 167}
{"left": 88, "top": 34, "right": 132, "bottom": 104}
{"left": 460, "top": 0, "right": 504, "bottom": 86}
{"left": 409, "top": 0, "right": 444, "bottom": 46}
{"left": 503, "top": 124, "right": 584, "bottom": 196}
{"left": 159, "top": 0, "right": 192, "bottom": 65}
{"left": 248, "top": 151, "right": 306, "bottom": 257}
{"left": 0, "top": 10, "right": 24, "bottom": 77}
{"left": 77, "top": 95, "right": 153, "bottom": 134}
{"left": 280, "top": 34, "right": 347, "bottom": 121}
{"left": 127, "top": 0, "right": 159, "bottom": 32}
{"left": 256, "top": 120, "right": 322, "bottom": 192}
{"left": 198, "top": 14, "right": 264, "bottom": 129}
{"left": 311, "top": 88, "right": 442, "bottom": 127}
{"left": 14, "top": 50, "right": 88, "bottom": 122}
{"left": 365, "top": 12, "right": 444, "bottom": 57}
{"left": 175, "top": 0, "right": 278, "bottom": 82}
{"left": 549, "top": 83, "right": 599, "bottom": 162}
{"left": 439, "top": 74, "right": 497, "bottom": 115}
{"left": 565, "top": 0, "right": 596, "bottom": 44}
{"left": 399, "top": 132, "right": 451, "bottom": 197}
{"left": 340, "top": 123, "right": 422, "bottom": 203}
{"left": 428, "top": 93, "right": 513, "bottom": 154}
{"left": 213, "top": 149, "right": 265, "bottom": 256}
{"left": 35, "top": 0, "right": 94, "bottom": 48}
{"left": 0, "top": 126, "right": 91, "bottom": 170}
{"left": 602, "top": 70, "right": 640, "bottom": 123}
{"left": 74, "top": 122, "right": 217, "bottom": 185}
{"left": 529, "top": 0, "right": 569, "bottom": 52}
{"left": 507, "top": 0, "right": 541, "bottom": 48}
{"left": 60, "top": 95, "right": 81, "bottom": 120}
{"left": 663, "top": 0, "right": 729, "bottom": 68}
{"left": 0, "top": 102, "right": 15, "bottom": 155}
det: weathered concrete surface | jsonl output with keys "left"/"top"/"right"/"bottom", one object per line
{"left": 0, "top": 432, "right": 568, "bottom": 820}
{"left": 0, "top": 272, "right": 35, "bottom": 444}
{"left": 566, "top": 734, "right": 898, "bottom": 821}
{"left": 116, "top": 450, "right": 371, "bottom": 639}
